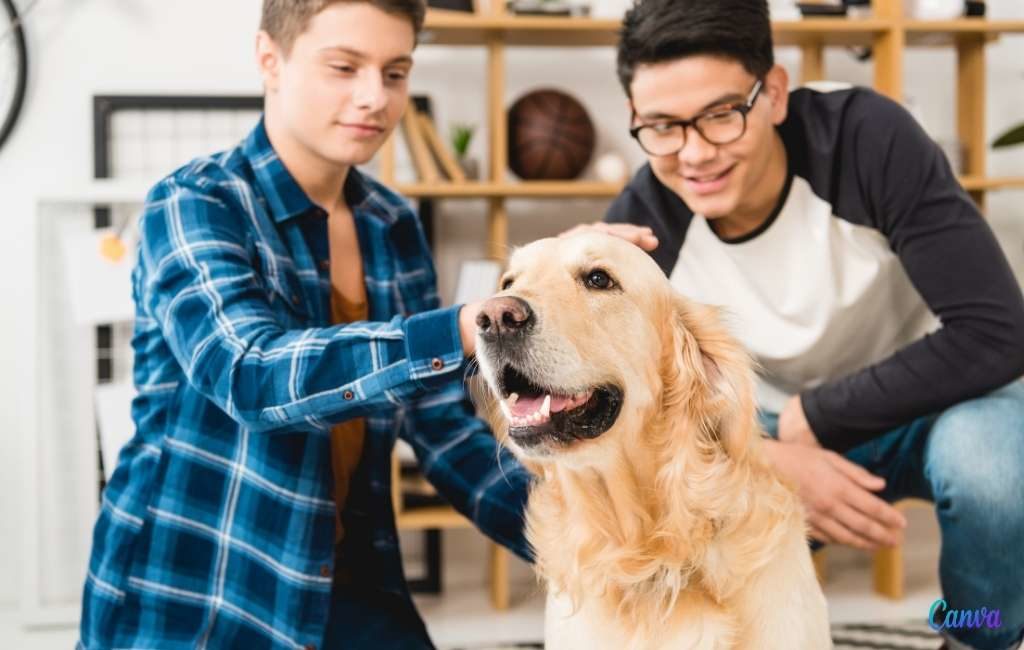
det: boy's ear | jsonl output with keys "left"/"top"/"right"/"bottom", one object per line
{"left": 765, "top": 64, "right": 790, "bottom": 126}
{"left": 255, "top": 31, "right": 283, "bottom": 93}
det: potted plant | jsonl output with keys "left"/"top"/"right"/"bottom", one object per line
{"left": 450, "top": 122, "right": 479, "bottom": 180}
{"left": 993, "top": 122, "right": 1024, "bottom": 149}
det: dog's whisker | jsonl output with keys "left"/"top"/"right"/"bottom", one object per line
{"left": 494, "top": 428, "right": 515, "bottom": 488}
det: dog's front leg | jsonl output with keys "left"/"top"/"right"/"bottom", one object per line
{"left": 732, "top": 530, "right": 833, "bottom": 650}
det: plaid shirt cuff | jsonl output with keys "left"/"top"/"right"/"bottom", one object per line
{"left": 403, "top": 305, "right": 466, "bottom": 390}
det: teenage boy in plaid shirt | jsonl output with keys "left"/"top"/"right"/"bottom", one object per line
{"left": 79, "top": 2, "right": 530, "bottom": 648}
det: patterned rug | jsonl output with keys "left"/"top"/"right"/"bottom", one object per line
{"left": 451, "top": 619, "right": 942, "bottom": 650}
{"left": 831, "top": 620, "right": 942, "bottom": 649}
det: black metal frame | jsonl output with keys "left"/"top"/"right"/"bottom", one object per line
{"left": 91, "top": 93, "right": 443, "bottom": 593}
{"left": 91, "top": 95, "right": 264, "bottom": 384}
{"left": 0, "top": 0, "right": 29, "bottom": 153}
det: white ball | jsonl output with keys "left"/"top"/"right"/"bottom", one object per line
{"left": 594, "top": 153, "right": 629, "bottom": 184}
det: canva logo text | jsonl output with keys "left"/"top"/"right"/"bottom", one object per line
{"left": 929, "top": 599, "right": 1002, "bottom": 631}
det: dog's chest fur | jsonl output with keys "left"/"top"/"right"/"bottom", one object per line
{"left": 527, "top": 465, "right": 831, "bottom": 650}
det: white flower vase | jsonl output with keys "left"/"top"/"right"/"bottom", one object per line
{"left": 905, "top": 0, "right": 963, "bottom": 19}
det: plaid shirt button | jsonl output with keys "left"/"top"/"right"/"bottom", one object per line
{"left": 343, "top": 390, "right": 354, "bottom": 400}
{"left": 431, "top": 358, "right": 444, "bottom": 371}
{"left": 319, "top": 564, "right": 330, "bottom": 577}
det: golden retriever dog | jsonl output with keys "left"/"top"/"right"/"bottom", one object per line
{"left": 473, "top": 233, "right": 831, "bottom": 650}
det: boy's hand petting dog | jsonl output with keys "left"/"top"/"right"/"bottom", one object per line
{"left": 763, "top": 438, "right": 908, "bottom": 552}
{"left": 559, "top": 222, "right": 659, "bottom": 251}
{"left": 458, "top": 301, "right": 485, "bottom": 357}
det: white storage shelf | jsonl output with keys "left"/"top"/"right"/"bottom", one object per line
{"left": 26, "top": 184, "right": 147, "bottom": 628}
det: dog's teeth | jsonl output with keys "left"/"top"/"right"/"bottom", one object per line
{"left": 540, "top": 395, "right": 551, "bottom": 419}
{"left": 508, "top": 393, "right": 519, "bottom": 405}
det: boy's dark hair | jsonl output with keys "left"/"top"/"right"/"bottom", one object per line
{"left": 261, "top": 0, "right": 426, "bottom": 55}
{"left": 617, "top": 0, "right": 774, "bottom": 97}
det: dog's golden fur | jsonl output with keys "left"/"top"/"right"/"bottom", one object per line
{"left": 475, "top": 234, "right": 830, "bottom": 649}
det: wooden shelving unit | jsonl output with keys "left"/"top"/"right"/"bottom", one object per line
{"left": 786, "top": 11, "right": 1024, "bottom": 212}
{"left": 904, "top": 17, "right": 1024, "bottom": 45}
{"left": 419, "top": 13, "right": 896, "bottom": 47}
{"left": 377, "top": 1, "right": 1022, "bottom": 260}
{"left": 959, "top": 175, "right": 1024, "bottom": 192}
{"left": 394, "top": 179, "right": 623, "bottom": 198}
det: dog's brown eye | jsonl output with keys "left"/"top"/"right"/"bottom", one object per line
{"left": 584, "top": 269, "right": 615, "bottom": 290}
{"left": 500, "top": 277, "right": 514, "bottom": 291}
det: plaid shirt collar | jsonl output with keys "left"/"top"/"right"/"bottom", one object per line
{"left": 242, "top": 118, "right": 379, "bottom": 225}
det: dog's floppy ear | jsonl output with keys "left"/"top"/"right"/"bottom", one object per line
{"left": 662, "top": 295, "right": 760, "bottom": 461}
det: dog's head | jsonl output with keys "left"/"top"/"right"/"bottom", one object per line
{"left": 474, "top": 232, "right": 759, "bottom": 468}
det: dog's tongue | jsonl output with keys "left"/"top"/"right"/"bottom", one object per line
{"left": 509, "top": 393, "right": 574, "bottom": 418}
{"left": 510, "top": 395, "right": 544, "bottom": 418}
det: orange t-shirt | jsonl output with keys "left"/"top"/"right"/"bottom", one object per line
{"left": 330, "top": 289, "right": 368, "bottom": 543}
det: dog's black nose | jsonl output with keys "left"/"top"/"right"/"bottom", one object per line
{"left": 477, "top": 296, "right": 534, "bottom": 338}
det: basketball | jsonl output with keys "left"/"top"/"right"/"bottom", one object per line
{"left": 507, "top": 89, "right": 596, "bottom": 180}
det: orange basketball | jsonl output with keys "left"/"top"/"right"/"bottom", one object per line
{"left": 507, "top": 89, "right": 596, "bottom": 180}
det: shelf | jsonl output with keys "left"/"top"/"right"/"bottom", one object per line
{"left": 773, "top": 18, "right": 891, "bottom": 47}
{"left": 959, "top": 175, "right": 1024, "bottom": 192}
{"left": 422, "top": 11, "right": 1024, "bottom": 48}
{"left": 396, "top": 177, "right": 1024, "bottom": 199}
{"left": 421, "top": 11, "right": 889, "bottom": 47}
{"left": 422, "top": 12, "right": 621, "bottom": 46}
{"left": 396, "top": 180, "right": 624, "bottom": 198}
{"left": 905, "top": 18, "right": 1024, "bottom": 46}
{"left": 904, "top": 18, "right": 1024, "bottom": 34}
{"left": 38, "top": 178, "right": 151, "bottom": 206}
{"left": 396, "top": 506, "right": 473, "bottom": 530}
{"left": 46, "top": 176, "right": 1021, "bottom": 210}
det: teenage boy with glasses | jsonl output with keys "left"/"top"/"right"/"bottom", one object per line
{"left": 567, "top": 1, "right": 1024, "bottom": 648}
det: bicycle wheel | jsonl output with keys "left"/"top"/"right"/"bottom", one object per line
{"left": 0, "top": 0, "right": 28, "bottom": 153}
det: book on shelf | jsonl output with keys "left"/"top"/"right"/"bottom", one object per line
{"left": 417, "top": 111, "right": 467, "bottom": 183}
{"left": 409, "top": 95, "right": 468, "bottom": 184}
{"left": 401, "top": 98, "right": 441, "bottom": 183}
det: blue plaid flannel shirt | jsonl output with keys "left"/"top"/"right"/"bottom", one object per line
{"left": 79, "top": 119, "right": 533, "bottom": 649}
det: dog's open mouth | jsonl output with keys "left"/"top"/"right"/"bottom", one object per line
{"left": 495, "top": 365, "right": 623, "bottom": 448}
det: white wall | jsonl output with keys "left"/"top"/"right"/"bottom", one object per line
{"left": 1, "top": 0, "right": 1022, "bottom": 615}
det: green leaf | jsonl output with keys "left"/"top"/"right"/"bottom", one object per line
{"left": 993, "top": 123, "right": 1024, "bottom": 148}
{"left": 449, "top": 123, "right": 475, "bottom": 157}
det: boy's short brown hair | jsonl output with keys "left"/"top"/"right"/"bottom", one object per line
{"left": 260, "top": 0, "right": 426, "bottom": 54}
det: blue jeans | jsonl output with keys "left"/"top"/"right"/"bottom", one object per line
{"left": 760, "top": 381, "right": 1024, "bottom": 650}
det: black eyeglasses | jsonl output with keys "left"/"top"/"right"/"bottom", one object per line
{"left": 629, "top": 79, "right": 764, "bottom": 156}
